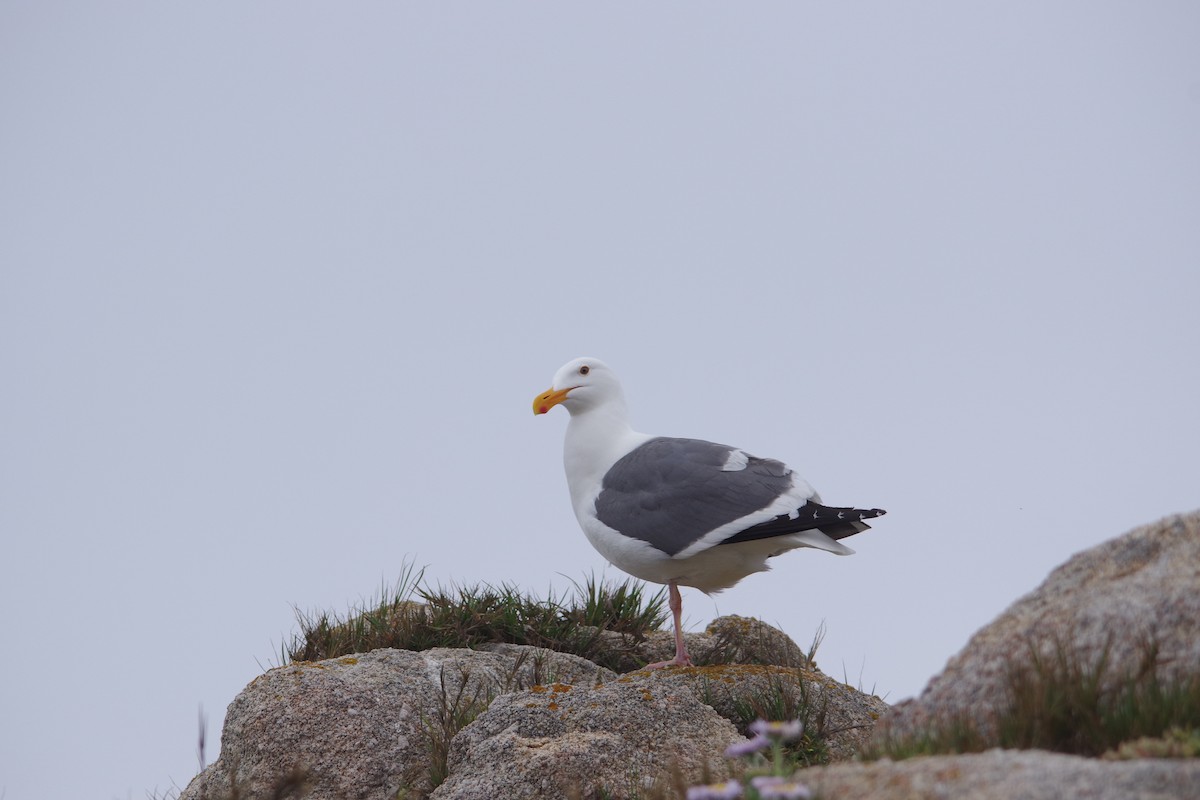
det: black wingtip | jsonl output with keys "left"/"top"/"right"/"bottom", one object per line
{"left": 807, "top": 504, "right": 886, "bottom": 523}
{"left": 717, "top": 500, "right": 886, "bottom": 548}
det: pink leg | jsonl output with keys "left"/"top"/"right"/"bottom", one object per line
{"left": 646, "top": 581, "right": 693, "bottom": 670}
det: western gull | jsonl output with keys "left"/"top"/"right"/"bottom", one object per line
{"left": 533, "top": 357, "right": 885, "bottom": 669}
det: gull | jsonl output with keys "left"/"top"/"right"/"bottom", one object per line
{"left": 533, "top": 357, "right": 885, "bottom": 669}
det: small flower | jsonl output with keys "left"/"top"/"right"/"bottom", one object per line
{"left": 685, "top": 779, "right": 744, "bottom": 800}
{"left": 748, "top": 719, "right": 804, "bottom": 742}
{"left": 751, "top": 776, "right": 812, "bottom": 800}
{"left": 723, "top": 734, "right": 770, "bottom": 758}
{"left": 751, "top": 777, "right": 786, "bottom": 790}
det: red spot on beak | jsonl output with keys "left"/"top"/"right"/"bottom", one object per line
{"left": 533, "top": 385, "right": 573, "bottom": 415}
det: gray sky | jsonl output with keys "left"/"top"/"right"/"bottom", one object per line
{"left": 2, "top": 3, "right": 1198, "bottom": 798}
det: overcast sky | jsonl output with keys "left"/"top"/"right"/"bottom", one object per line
{"left": 2, "top": 3, "right": 1198, "bottom": 799}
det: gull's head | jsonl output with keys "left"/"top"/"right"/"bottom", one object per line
{"left": 532, "top": 357, "right": 623, "bottom": 416}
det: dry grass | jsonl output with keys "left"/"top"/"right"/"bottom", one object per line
{"left": 868, "top": 636, "right": 1200, "bottom": 760}
{"left": 284, "top": 563, "right": 669, "bottom": 674}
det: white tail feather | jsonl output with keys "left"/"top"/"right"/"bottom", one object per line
{"left": 785, "top": 529, "right": 856, "bottom": 556}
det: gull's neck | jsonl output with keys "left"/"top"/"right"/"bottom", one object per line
{"left": 562, "top": 397, "right": 649, "bottom": 511}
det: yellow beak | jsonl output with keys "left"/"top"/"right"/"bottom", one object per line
{"left": 533, "top": 386, "right": 573, "bottom": 415}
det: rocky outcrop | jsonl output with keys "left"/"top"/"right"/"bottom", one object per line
{"left": 649, "top": 615, "right": 812, "bottom": 668}
{"left": 429, "top": 661, "right": 888, "bottom": 799}
{"left": 801, "top": 749, "right": 1200, "bottom": 800}
{"left": 878, "top": 510, "right": 1200, "bottom": 743}
{"left": 586, "top": 614, "right": 810, "bottom": 673}
{"left": 180, "top": 646, "right": 613, "bottom": 800}
{"left": 179, "top": 512, "right": 1200, "bottom": 800}
{"left": 180, "top": 616, "right": 884, "bottom": 799}
{"left": 640, "top": 663, "right": 887, "bottom": 762}
{"left": 431, "top": 678, "right": 741, "bottom": 799}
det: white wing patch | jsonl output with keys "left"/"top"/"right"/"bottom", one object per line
{"left": 720, "top": 449, "right": 749, "bottom": 472}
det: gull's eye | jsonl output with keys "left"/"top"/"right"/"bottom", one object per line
{"left": 579, "top": 365, "right": 590, "bottom": 376}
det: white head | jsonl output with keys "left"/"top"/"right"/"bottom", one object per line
{"left": 532, "top": 357, "right": 626, "bottom": 417}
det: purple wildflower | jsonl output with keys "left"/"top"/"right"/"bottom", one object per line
{"left": 724, "top": 734, "right": 770, "bottom": 758}
{"left": 751, "top": 777, "right": 787, "bottom": 790}
{"left": 748, "top": 719, "right": 804, "bottom": 742}
{"left": 751, "top": 775, "right": 812, "bottom": 799}
{"left": 685, "top": 779, "right": 744, "bottom": 800}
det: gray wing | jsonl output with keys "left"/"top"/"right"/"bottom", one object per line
{"left": 593, "top": 437, "right": 793, "bottom": 557}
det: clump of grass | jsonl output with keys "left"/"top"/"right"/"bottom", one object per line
{"left": 863, "top": 713, "right": 991, "bottom": 761}
{"left": 568, "top": 572, "right": 669, "bottom": 635}
{"left": 284, "top": 563, "right": 668, "bottom": 673}
{"left": 1102, "top": 727, "right": 1200, "bottom": 760}
{"left": 997, "top": 637, "right": 1200, "bottom": 756}
{"left": 284, "top": 561, "right": 429, "bottom": 663}
{"left": 423, "top": 665, "right": 493, "bottom": 791}
{"left": 723, "top": 668, "right": 831, "bottom": 768}
{"left": 698, "top": 631, "right": 833, "bottom": 769}
{"left": 869, "top": 636, "right": 1200, "bottom": 761}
